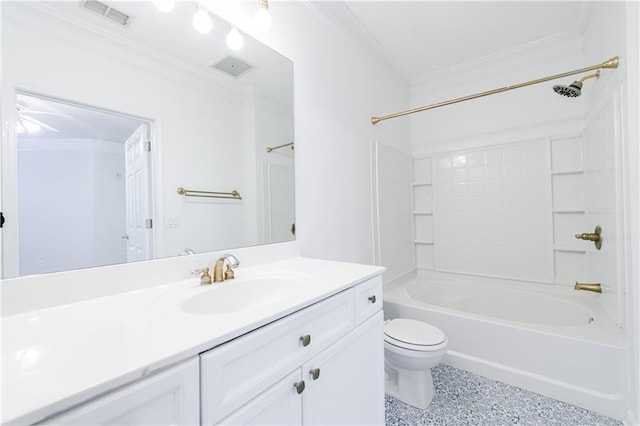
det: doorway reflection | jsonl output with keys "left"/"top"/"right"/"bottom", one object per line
{"left": 15, "top": 92, "right": 151, "bottom": 275}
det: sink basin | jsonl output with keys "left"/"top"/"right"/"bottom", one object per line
{"left": 181, "top": 276, "right": 304, "bottom": 315}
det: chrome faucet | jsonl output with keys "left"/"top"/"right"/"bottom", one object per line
{"left": 213, "top": 254, "right": 240, "bottom": 283}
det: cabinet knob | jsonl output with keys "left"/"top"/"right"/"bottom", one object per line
{"left": 368, "top": 295, "right": 376, "bottom": 304}
{"left": 309, "top": 368, "right": 320, "bottom": 380}
{"left": 300, "top": 334, "right": 311, "bottom": 347}
{"left": 293, "top": 380, "right": 306, "bottom": 394}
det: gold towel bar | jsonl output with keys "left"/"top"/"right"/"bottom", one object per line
{"left": 267, "top": 142, "right": 294, "bottom": 153}
{"left": 177, "top": 187, "right": 242, "bottom": 200}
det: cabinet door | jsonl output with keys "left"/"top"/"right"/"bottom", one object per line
{"left": 216, "top": 370, "right": 303, "bottom": 426}
{"left": 302, "top": 311, "right": 384, "bottom": 425}
{"left": 42, "top": 358, "right": 199, "bottom": 425}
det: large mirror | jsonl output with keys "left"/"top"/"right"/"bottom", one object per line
{"left": 1, "top": 1, "right": 294, "bottom": 278}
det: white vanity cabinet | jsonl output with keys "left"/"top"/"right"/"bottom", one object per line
{"left": 202, "top": 275, "right": 384, "bottom": 426}
{"left": 301, "top": 312, "right": 384, "bottom": 425}
{"left": 40, "top": 358, "right": 200, "bottom": 425}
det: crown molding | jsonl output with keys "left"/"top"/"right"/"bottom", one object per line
{"left": 302, "top": 0, "right": 408, "bottom": 82}
{"left": 411, "top": 28, "right": 585, "bottom": 92}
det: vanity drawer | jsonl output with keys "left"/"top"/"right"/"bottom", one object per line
{"left": 200, "top": 290, "right": 354, "bottom": 425}
{"left": 353, "top": 275, "right": 383, "bottom": 325}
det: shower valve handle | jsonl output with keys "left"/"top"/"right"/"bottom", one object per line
{"left": 575, "top": 233, "right": 600, "bottom": 242}
{"left": 574, "top": 225, "right": 602, "bottom": 250}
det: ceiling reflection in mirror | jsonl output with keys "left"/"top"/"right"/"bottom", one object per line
{"left": 1, "top": 1, "right": 294, "bottom": 278}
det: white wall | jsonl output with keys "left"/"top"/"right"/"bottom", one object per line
{"left": 18, "top": 138, "right": 126, "bottom": 275}
{"left": 211, "top": 1, "right": 411, "bottom": 265}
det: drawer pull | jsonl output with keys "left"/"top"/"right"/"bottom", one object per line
{"left": 368, "top": 295, "right": 377, "bottom": 304}
{"left": 300, "top": 334, "right": 311, "bottom": 346}
{"left": 294, "top": 380, "right": 306, "bottom": 394}
{"left": 309, "top": 368, "right": 321, "bottom": 380}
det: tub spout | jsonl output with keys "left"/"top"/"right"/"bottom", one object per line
{"left": 574, "top": 282, "right": 602, "bottom": 293}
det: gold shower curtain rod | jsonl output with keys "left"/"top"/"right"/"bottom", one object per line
{"left": 371, "top": 56, "right": 619, "bottom": 125}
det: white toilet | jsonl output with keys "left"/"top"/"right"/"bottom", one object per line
{"left": 383, "top": 318, "right": 448, "bottom": 409}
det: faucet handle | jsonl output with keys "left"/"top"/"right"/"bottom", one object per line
{"left": 224, "top": 264, "right": 235, "bottom": 280}
{"left": 199, "top": 267, "right": 212, "bottom": 285}
{"left": 191, "top": 268, "right": 212, "bottom": 285}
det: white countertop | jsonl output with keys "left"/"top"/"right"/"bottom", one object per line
{"left": 1, "top": 256, "right": 384, "bottom": 425}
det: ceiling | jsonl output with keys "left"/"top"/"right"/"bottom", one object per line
{"left": 316, "top": 1, "right": 590, "bottom": 83}
{"left": 17, "top": 93, "right": 143, "bottom": 141}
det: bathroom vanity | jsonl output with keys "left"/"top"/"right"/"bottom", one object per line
{"left": 1, "top": 252, "right": 384, "bottom": 425}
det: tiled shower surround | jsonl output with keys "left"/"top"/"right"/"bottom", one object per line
{"left": 431, "top": 139, "right": 552, "bottom": 282}
{"left": 411, "top": 134, "right": 602, "bottom": 291}
{"left": 385, "top": 364, "right": 622, "bottom": 426}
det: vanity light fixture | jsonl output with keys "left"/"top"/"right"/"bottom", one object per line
{"left": 254, "top": 0, "right": 272, "bottom": 31}
{"left": 192, "top": 4, "right": 213, "bottom": 34}
{"left": 226, "top": 27, "right": 244, "bottom": 51}
{"left": 152, "top": 0, "right": 174, "bottom": 13}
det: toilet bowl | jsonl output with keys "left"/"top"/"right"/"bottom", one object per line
{"left": 384, "top": 318, "right": 448, "bottom": 409}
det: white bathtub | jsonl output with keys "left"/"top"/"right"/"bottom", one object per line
{"left": 383, "top": 272, "right": 626, "bottom": 419}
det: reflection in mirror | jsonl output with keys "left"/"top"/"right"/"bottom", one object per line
{"left": 1, "top": 1, "right": 294, "bottom": 278}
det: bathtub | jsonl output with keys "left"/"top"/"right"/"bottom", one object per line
{"left": 383, "top": 272, "right": 626, "bottom": 419}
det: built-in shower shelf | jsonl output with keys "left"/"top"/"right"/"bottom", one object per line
{"left": 414, "top": 240, "right": 434, "bottom": 245}
{"left": 552, "top": 209, "right": 585, "bottom": 214}
{"left": 413, "top": 212, "right": 433, "bottom": 216}
{"left": 550, "top": 169, "right": 584, "bottom": 176}
{"left": 553, "top": 246, "right": 587, "bottom": 253}
{"left": 412, "top": 182, "right": 432, "bottom": 186}
{"left": 552, "top": 209, "right": 585, "bottom": 213}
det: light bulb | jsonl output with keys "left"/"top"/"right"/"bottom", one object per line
{"left": 226, "top": 27, "right": 244, "bottom": 51}
{"left": 152, "top": 0, "right": 174, "bottom": 13}
{"left": 22, "top": 120, "right": 41, "bottom": 134}
{"left": 193, "top": 5, "right": 213, "bottom": 34}
{"left": 16, "top": 120, "right": 25, "bottom": 134}
{"left": 254, "top": 0, "right": 272, "bottom": 31}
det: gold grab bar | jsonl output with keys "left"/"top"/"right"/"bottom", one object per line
{"left": 371, "top": 56, "right": 619, "bottom": 125}
{"left": 267, "top": 142, "right": 294, "bottom": 153}
{"left": 177, "top": 187, "right": 242, "bottom": 200}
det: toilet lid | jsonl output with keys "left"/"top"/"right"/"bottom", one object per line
{"left": 384, "top": 319, "right": 446, "bottom": 347}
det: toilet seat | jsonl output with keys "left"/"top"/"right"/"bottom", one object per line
{"left": 384, "top": 319, "right": 446, "bottom": 351}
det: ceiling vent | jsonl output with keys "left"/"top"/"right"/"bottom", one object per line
{"left": 79, "top": 0, "right": 132, "bottom": 27}
{"left": 211, "top": 56, "right": 254, "bottom": 78}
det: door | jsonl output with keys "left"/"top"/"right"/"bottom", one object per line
{"left": 265, "top": 163, "right": 295, "bottom": 243}
{"left": 216, "top": 370, "right": 303, "bottom": 425}
{"left": 302, "top": 312, "right": 385, "bottom": 425}
{"left": 41, "top": 358, "right": 199, "bottom": 425}
{"left": 124, "top": 124, "right": 153, "bottom": 262}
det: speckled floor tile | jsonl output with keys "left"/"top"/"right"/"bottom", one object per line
{"left": 385, "top": 364, "right": 622, "bottom": 426}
